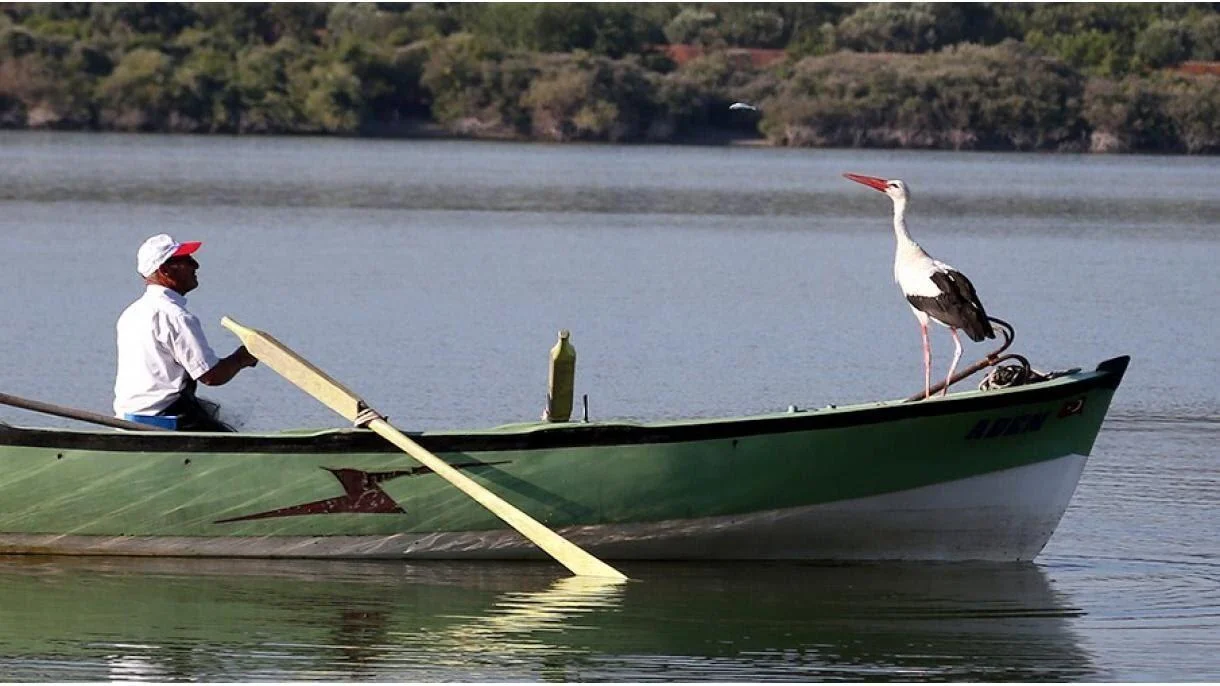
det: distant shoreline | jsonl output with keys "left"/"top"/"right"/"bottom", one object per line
{"left": 5, "top": 4, "right": 1220, "bottom": 155}
{"left": 7, "top": 127, "right": 1211, "bottom": 155}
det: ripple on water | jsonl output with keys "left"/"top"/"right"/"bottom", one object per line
{"left": 1040, "top": 401, "right": 1220, "bottom": 681}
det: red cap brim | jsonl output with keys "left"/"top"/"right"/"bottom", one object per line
{"left": 173, "top": 241, "right": 202, "bottom": 257}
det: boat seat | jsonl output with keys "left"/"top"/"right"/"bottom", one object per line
{"left": 123, "top": 413, "right": 180, "bottom": 430}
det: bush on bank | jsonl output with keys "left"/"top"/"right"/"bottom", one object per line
{"left": 760, "top": 42, "right": 1089, "bottom": 151}
{"left": 1083, "top": 72, "right": 1220, "bottom": 153}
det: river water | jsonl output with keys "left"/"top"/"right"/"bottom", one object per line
{"left": 0, "top": 132, "right": 1216, "bottom": 681}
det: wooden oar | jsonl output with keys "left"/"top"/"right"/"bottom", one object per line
{"left": 220, "top": 316, "right": 627, "bottom": 580}
{"left": 0, "top": 391, "right": 167, "bottom": 431}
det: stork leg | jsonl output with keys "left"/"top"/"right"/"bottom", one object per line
{"left": 920, "top": 322, "right": 931, "bottom": 399}
{"left": 944, "top": 328, "right": 963, "bottom": 396}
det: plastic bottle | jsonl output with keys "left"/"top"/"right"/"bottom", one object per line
{"left": 544, "top": 329, "right": 576, "bottom": 422}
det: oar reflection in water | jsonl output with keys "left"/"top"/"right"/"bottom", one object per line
{"left": 404, "top": 575, "right": 628, "bottom": 663}
{"left": 0, "top": 558, "right": 1096, "bottom": 681}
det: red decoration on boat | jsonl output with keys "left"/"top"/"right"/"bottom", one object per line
{"left": 1058, "top": 398, "right": 1086, "bottom": 418}
{"left": 215, "top": 460, "right": 507, "bottom": 523}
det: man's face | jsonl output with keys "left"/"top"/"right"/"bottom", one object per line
{"left": 159, "top": 254, "right": 199, "bottom": 294}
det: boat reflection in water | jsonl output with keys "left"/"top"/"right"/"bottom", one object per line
{"left": 0, "top": 557, "right": 1096, "bottom": 681}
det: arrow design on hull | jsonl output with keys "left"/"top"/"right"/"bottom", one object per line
{"left": 215, "top": 461, "right": 508, "bottom": 523}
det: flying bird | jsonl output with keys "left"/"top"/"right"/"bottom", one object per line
{"left": 843, "top": 173, "right": 995, "bottom": 399}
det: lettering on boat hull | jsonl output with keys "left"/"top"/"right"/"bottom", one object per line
{"left": 964, "top": 395, "right": 1088, "bottom": 440}
{"left": 964, "top": 412, "right": 1049, "bottom": 440}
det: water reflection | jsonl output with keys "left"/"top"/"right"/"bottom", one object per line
{"left": 0, "top": 557, "right": 1093, "bottom": 681}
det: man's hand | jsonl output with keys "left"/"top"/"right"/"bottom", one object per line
{"left": 236, "top": 345, "right": 259, "bottom": 368}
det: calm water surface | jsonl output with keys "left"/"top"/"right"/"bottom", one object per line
{"left": 0, "top": 132, "right": 1217, "bottom": 681}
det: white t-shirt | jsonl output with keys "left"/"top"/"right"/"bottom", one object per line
{"left": 113, "top": 285, "right": 221, "bottom": 416}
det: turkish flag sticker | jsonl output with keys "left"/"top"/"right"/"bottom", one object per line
{"left": 1058, "top": 398, "right": 1086, "bottom": 418}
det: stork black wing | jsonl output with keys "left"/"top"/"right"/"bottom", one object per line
{"left": 906, "top": 269, "right": 995, "bottom": 342}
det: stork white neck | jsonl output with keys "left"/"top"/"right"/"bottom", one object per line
{"left": 888, "top": 195, "right": 922, "bottom": 256}
{"left": 891, "top": 195, "right": 919, "bottom": 249}
{"left": 889, "top": 193, "right": 931, "bottom": 288}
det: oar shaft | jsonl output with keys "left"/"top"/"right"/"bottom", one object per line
{"left": 0, "top": 392, "right": 165, "bottom": 431}
{"left": 367, "top": 419, "right": 627, "bottom": 580}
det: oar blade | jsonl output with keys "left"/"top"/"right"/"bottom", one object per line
{"left": 220, "top": 316, "right": 628, "bottom": 580}
{"left": 220, "top": 316, "right": 363, "bottom": 422}
{"left": 367, "top": 419, "right": 628, "bottom": 580}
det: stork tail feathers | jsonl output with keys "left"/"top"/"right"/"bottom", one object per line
{"left": 963, "top": 313, "right": 995, "bottom": 342}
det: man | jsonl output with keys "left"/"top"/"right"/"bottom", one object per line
{"left": 114, "top": 234, "right": 257, "bottom": 431}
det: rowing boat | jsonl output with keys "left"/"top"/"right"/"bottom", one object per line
{"left": 0, "top": 356, "right": 1128, "bottom": 561}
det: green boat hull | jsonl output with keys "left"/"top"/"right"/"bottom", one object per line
{"left": 0, "top": 357, "right": 1128, "bottom": 561}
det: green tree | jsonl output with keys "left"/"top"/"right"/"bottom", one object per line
{"left": 88, "top": 3, "right": 199, "bottom": 41}
{"left": 664, "top": 8, "right": 721, "bottom": 47}
{"left": 263, "top": 3, "right": 330, "bottom": 45}
{"left": 717, "top": 7, "right": 787, "bottom": 47}
{"left": 171, "top": 45, "right": 238, "bottom": 131}
{"left": 298, "top": 60, "right": 362, "bottom": 133}
{"left": 234, "top": 38, "right": 311, "bottom": 133}
{"left": 325, "top": 36, "right": 429, "bottom": 131}
{"left": 764, "top": 41, "right": 1086, "bottom": 151}
{"left": 1082, "top": 76, "right": 1177, "bottom": 151}
{"left": 325, "top": 3, "right": 391, "bottom": 44}
{"left": 999, "top": 3, "right": 1187, "bottom": 76}
{"left": 1162, "top": 74, "right": 1220, "bottom": 153}
{"left": 1134, "top": 19, "right": 1192, "bottom": 69}
{"left": 455, "top": 4, "right": 662, "bottom": 58}
{"left": 834, "top": 3, "right": 981, "bottom": 53}
{"left": 190, "top": 4, "right": 279, "bottom": 46}
{"left": 1188, "top": 13, "right": 1220, "bottom": 60}
{"left": 96, "top": 47, "right": 175, "bottom": 130}
{"left": 522, "top": 53, "right": 658, "bottom": 141}
{"left": 656, "top": 52, "right": 774, "bottom": 136}
{"left": 381, "top": 4, "right": 462, "bottom": 46}
{"left": 420, "top": 33, "right": 527, "bottom": 137}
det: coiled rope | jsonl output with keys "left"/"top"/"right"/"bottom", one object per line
{"left": 977, "top": 355, "right": 1080, "bottom": 391}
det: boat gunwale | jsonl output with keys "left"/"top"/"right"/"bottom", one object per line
{"left": 0, "top": 356, "right": 1129, "bottom": 454}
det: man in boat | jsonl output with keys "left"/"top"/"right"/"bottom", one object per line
{"left": 113, "top": 234, "right": 258, "bottom": 431}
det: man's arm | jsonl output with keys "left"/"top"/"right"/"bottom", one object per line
{"left": 198, "top": 346, "right": 258, "bottom": 386}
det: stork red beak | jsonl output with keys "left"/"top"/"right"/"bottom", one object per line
{"left": 843, "top": 173, "right": 889, "bottom": 192}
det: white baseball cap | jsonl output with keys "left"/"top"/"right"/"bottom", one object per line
{"left": 137, "top": 234, "right": 201, "bottom": 277}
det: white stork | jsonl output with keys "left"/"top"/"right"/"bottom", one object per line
{"left": 844, "top": 173, "right": 995, "bottom": 399}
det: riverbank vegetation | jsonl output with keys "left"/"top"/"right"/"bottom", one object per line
{"left": 2, "top": 3, "right": 1219, "bottom": 152}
